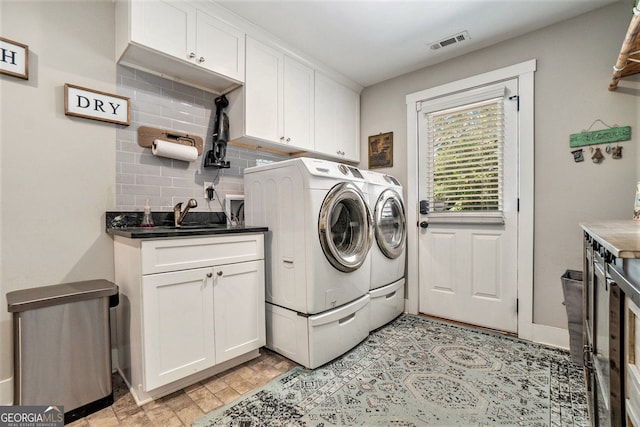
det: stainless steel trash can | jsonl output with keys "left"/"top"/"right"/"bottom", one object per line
{"left": 7, "top": 280, "right": 118, "bottom": 424}
{"left": 561, "top": 270, "right": 583, "bottom": 367}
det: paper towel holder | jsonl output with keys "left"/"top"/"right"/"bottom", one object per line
{"left": 137, "top": 126, "right": 203, "bottom": 155}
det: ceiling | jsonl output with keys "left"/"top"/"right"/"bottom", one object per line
{"left": 217, "top": 0, "right": 618, "bottom": 88}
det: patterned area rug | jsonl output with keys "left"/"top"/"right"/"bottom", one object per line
{"left": 194, "top": 314, "right": 588, "bottom": 426}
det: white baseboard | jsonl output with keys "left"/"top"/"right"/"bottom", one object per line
{"left": 531, "top": 323, "right": 570, "bottom": 350}
{"left": 0, "top": 376, "right": 13, "bottom": 405}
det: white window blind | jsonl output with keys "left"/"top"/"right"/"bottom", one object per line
{"left": 425, "top": 96, "right": 504, "bottom": 217}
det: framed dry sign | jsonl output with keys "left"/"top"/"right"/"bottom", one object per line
{"left": 368, "top": 132, "right": 393, "bottom": 169}
{"left": 64, "top": 83, "right": 130, "bottom": 126}
{"left": 0, "top": 36, "right": 29, "bottom": 80}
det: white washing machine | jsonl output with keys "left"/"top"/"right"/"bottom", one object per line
{"left": 244, "top": 157, "right": 373, "bottom": 368}
{"left": 362, "top": 169, "right": 407, "bottom": 331}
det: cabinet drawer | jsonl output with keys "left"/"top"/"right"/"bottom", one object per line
{"left": 628, "top": 297, "right": 640, "bottom": 426}
{"left": 141, "top": 234, "right": 264, "bottom": 275}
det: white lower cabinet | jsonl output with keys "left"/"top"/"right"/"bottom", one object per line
{"left": 142, "top": 267, "right": 215, "bottom": 390}
{"left": 213, "top": 260, "right": 265, "bottom": 363}
{"left": 114, "top": 233, "right": 265, "bottom": 404}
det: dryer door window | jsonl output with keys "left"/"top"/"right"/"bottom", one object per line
{"left": 318, "top": 182, "right": 373, "bottom": 272}
{"left": 375, "top": 189, "right": 406, "bottom": 259}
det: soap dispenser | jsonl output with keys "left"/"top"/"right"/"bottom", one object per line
{"left": 140, "top": 200, "right": 154, "bottom": 228}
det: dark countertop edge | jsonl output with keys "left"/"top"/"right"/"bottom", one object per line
{"left": 108, "top": 225, "right": 268, "bottom": 239}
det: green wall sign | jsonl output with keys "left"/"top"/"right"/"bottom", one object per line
{"left": 570, "top": 126, "right": 631, "bottom": 148}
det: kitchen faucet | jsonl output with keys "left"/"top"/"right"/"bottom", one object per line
{"left": 174, "top": 199, "right": 198, "bottom": 227}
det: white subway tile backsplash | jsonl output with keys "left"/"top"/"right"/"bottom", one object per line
{"left": 116, "top": 151, "right": 135, "bottom": 164}
{"left": 122, "top": 184, "right": 161, "bottom": 196}
{"left": 133, "top": 112, "right": 172, "bottom": 129}
{"left": 117, "top": 129, "right": 136, "bottom": 142}
{"left": 136, "top": 175, "right": 173, "bottom": 186}
{"left": 116, "top": 173, "right": 135, "bottom": 185}
{"left": 122, "top": 162, "right": 162, "bottom": 176}
{"left": 115, "top": 65, "right": 287, "bottom": 211}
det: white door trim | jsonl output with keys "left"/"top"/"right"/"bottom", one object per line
{"left": 405, "top": 59, "right": 537, "bottom": 342}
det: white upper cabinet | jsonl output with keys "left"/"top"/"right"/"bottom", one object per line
{"left": 195, "top": 9, "right": 244, "bottom": 82}
{"left": 229, "top": 36, "right": 314, "bottom": 152}
{"left": 242, "top": 37, "right": 283, "bottom": 144}
{"left": 116, "top": 0, "right": 245, "bottom": 93}
{"left": 315, "top": 72, "right": 360, "bottom": 162}
{"left": 283, "top": 56, "right": 315, "bottom": 151}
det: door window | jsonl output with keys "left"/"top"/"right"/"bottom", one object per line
{"left": 426, "top": 97, "right": 504, "bottom": 214}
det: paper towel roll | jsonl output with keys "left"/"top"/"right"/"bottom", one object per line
{"left": 152, "top": 139, "right": 199, "bottom": 162}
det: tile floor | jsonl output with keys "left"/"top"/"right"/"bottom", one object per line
{"left": 68, "top": 349, "right": 297, "bottom": 427}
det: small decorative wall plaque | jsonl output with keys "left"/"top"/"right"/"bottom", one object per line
{"left": 368, "top": 132, "right": 393, "bottom": 169}
{"left": 571, "top": 149, "right": 584, "bottom": 162}
{"left": 0, "top": 36, "right": 29, "bottom": 80}
{"left": 64, "top": 83, "right": 130, "bottom": 126}
{"left": 591, "top": 147, "right": 604, "bottom": 163}
{"left": 570, "top": 125, "right": 631, "bottom": 148}
{"left": 612, "top": 145, "right": 623, "bottom": 159}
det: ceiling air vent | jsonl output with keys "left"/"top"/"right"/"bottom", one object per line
{"left": 429, "top": 31, "right": 471, "bottom": 51}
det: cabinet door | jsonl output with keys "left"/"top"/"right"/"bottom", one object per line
{"left": 142, "top": 267, "right": 214, "bottom": 390}
{"left": 283, "top": 56, "right": 314, "bottom": 150}
{"left": 335, "top": 83, "right": 360, "bottom": 160}
{"left": 315, "top": 72, "right": 360, "bottom": 161}
{"left": 131, "top": 0, "right": 195, "bottom": 62}
{"left": 195, "top": 9, "right": 244, "bottom": 82}
{"left": 213, "top": 260, "right": 265, "bottom": 364}
{"left": 627, "top": 297, "right": 640, "bottom": 426}
{"left": 245, "top": 37, "right": 282, "bottom": 143}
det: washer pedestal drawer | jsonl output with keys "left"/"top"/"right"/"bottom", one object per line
{"left": 266, "top": 294, "right": 370, "bottom": 369}
{"left": 369, "top": 278, "right": 405, "bottom": 332}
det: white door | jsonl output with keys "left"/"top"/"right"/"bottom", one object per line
{"left": 418, "top": 79, "right": 519, "bottom": 333}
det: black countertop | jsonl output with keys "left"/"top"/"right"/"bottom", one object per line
{"left": 106, "top": 211, "right": 266, "bottom": 239}
{"left": 108, "top": 225, "right": 268, "bottom": 239}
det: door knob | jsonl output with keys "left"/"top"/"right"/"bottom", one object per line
{"left": 419, "top": 221, "right": 429, "bottom": 229}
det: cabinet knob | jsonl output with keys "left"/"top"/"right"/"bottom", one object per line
{"left": 188, "top": 52, "right": 196, "bottom": 59}
{"left": 198, "top": 57, "right": 205, "bottom": 63}
{"left": 217, "top": 271, "right": 223, "bottom": 276}
{"left": 286, "top": 137, "right": 291, "bottom": 142}
{"left": 280, "top": 136, "right": 285, "bottom": 141}
{"left": 206, "top": 272, "right": 213, "bottom": 278}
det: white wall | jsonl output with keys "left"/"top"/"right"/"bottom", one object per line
{"left": 360, "top": 1, "right": 639, "bottom": 329}
{"left": 0, "top": 1, "right": 116, "bottom": 403}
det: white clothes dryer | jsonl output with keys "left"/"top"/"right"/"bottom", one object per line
{"left": 362, "top": 169, "right": 407, "bottom": 331}
{"left": 244, "top": 157, "right": 373, "bottom": 368}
